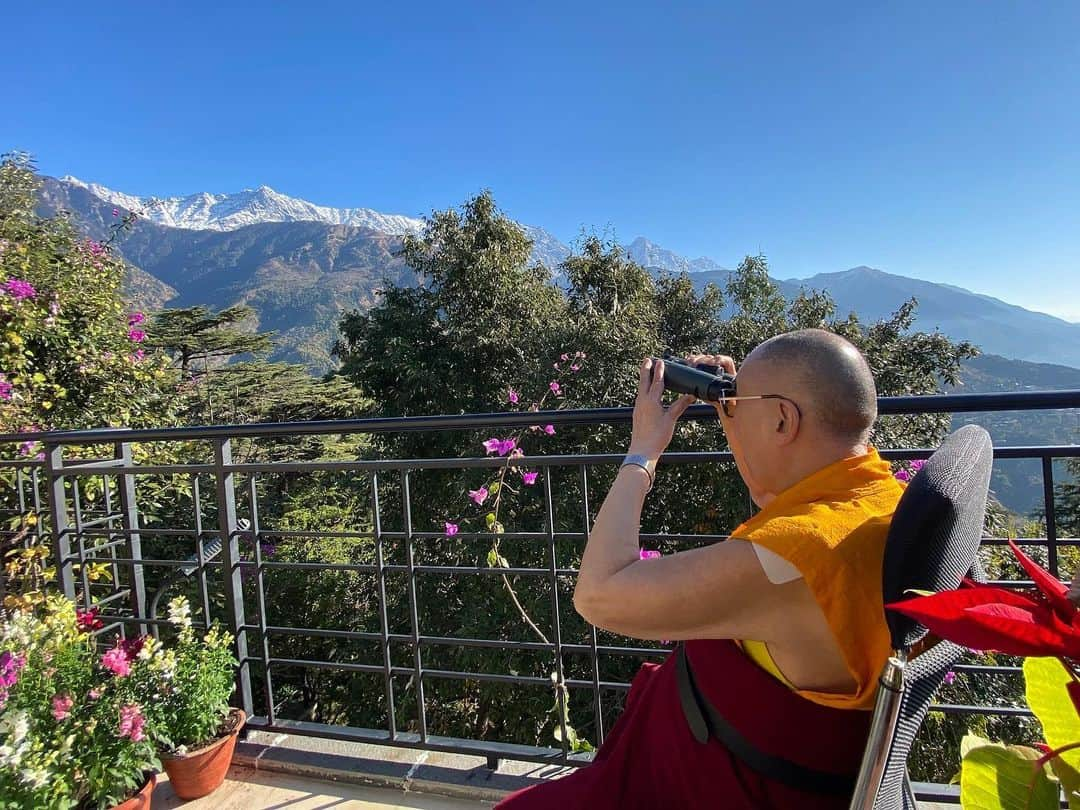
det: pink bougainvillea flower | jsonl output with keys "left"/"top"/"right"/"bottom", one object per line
{"left": 508, "top": 389, "right": 519, "bottom": 404}
{"left": 118, "top": 703, "right": 146, "bottom": 741}
{"left": 508, "top": 448, "right": 524, "bottom": 459}
{"left": 0, "top": 377, "right": 12, "bottom": 401}
{"left": 127, "top": 328, "right": 147, "bottom": 343}
{"left": 639, "top": 549, "right": 661, "bottom": 560}
{"left": 483, "top": 438, "right": 501, "bottom": 454}
{"left": 888, "top": 539, "right": 1080, "bottom": 659}
{"left": 496, "top": 439, "right": 517, "bottom": 456}
{"left": 943, "top": 671, "right": 956, "bottom": 686}
{"left": 51, "top": 694, "right": 74, "bottom": 721}
{"left": 3, "top": 278, "right": 36, "bottom": 300}
{"left": 469, "top": 486, "right": 489, "bottom": 505}
{"left": 127, "top": 312, "right": 145, "bottom": 326}
{"left": 549, "top": 381, "right": 561, "bottom": 394}
{"left": 570, "top": 363, "right": 582, "bottom": 372}
{"left": 101, "top": 645, "right": 131, "bottom": 677}
{"left": 543, "top": 424, "right": 555, "bottom": 435}
{"left": 445, "top": 522, "right": 459, "bottom": 537}
{"left": 522, "top": 471, "right": 539, "bottom": 486}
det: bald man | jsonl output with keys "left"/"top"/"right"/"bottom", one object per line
{"left": 495, "top": 329, "right": 905, "bottom": 809}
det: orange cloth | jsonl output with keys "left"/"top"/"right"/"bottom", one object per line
{"left": 729, "top": 447, "right": 904, "bottom": 710}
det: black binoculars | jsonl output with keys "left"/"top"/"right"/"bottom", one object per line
{"left": 650, "top": 352, "right": 736, "bottom": 403}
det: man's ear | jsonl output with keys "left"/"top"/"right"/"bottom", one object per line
{"left": 775, "top": 399, "right": 799, "bottom": 445}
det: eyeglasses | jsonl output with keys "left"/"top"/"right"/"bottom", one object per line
{"left": 719, "top": 392, "right": 803, "bottom": 420}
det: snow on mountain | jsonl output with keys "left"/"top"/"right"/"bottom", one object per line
{"left": 625, "top": 236, "right": 727, "bottom": 275}
{"left": 59, "top": 176, "right": 426, "bottom": 236}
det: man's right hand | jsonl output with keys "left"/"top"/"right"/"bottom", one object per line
{"left": 685, "top": 353, "right": 738, "bottom": 377}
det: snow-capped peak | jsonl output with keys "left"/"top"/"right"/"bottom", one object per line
{"left": 59, "top": 175, "right": 425, "bottom": 236}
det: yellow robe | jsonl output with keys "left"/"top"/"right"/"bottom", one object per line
{"left": 730, "top": 447, "right": 904, "bottom": 710}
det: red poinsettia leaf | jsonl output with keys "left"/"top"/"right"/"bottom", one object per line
{"left": 1008, "top": 538, "right": 1074, "bottom": 619}
{"left": 888, "top": 586, "right": 1080, "bottom": 658}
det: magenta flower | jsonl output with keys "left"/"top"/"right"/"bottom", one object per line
{"left": 52, "top": 694, "right": 74, "bottom": 721}
{"left": 118, "top": 703, "right": 146, "bottom": 741}
{"left": 76, "top": 607, "right": 104, "bottom": 632}
{"left": 18, "top": 439, "right": 36, "bottom": 457}
{"left": 469, "top": 486, "right": 489, "bottom": 505}
{"left": 570, "top": 362, "right": 582, "bottom": 372}
{"left": 0, "top": 651, "right": 26, "bottom": 687}
{"left": 445, "top": 522, "right": 459, "bottom": 537}
{"left": 127, "top": 312, "right": 145, "bottom": 326}
{"left": 522, "top": 471, "right": 539, "bottom": 486}
{"left": 130, "top": 349, "right": 145, "bottom": 362}
{"left": 549, "top": 381, "right": 561, "bottom": 394}
{"left": 483, "top": 438, "right": 501, "bottom": 454}
{"left": 508, "top": 389, "right": 519, "bottom": 404}
{"left": 3, "top": 278, "right": 36, "bottom": 300}
{"left": 101, "top": 645, "right": 131, "bottom": 677}
{"left": 127, "top": 328, "right": 147, "bottom": 343}
{"left": 487, "top": 438, "right": 516, "bottom": 456}
{"left": 543, "top": 424, "right": 555, "bottom": 435}
{"left": 894, "top": 459, "right": 926, "bottom": 483}
{"left": 560, "top": 353, "right": 569, "bottom": 361}
{"left": 639, "top": 549, "right": 661, "bottom": 560}
{"left": 0, "top": 376, "right": 11, "bottom": 401}
{"left": 943, "top": 670, "right": 956, "bottom": 686}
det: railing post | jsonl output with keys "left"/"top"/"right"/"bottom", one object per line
{"left": 116, "top": 442, "right": 147, "bottom": 634}
{"left": 214, "top": 438, "right": 253, "bottom": 717}
{"left": 1042, "top": 457, "right": 1059, "bottom": 577}
{"left": 45, "top": 443, "right": 76, "bottom": 601}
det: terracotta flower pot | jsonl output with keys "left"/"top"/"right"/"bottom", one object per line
{"left": 110, "top": 772, "right": 155, "bottom": 810}
{"left": 160, "top": 708, "right": 246, "bottom": 800}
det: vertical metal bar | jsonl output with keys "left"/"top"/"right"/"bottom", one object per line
{"left": 72, "top": 473, "right": 90, "bottom": 611}
{"left": 214, "top": 439, "right": 253, "bottom": 717}
{"left": 580, "top": 464, "right": 605, "bottom": 746}
{"left": 248, "top": 475, "right": 275, "bottom": 725}
{"left": 45, "top": 443, "right": 75, "bottom": 601}
{"left": 1043, "top": 456, "right": 1059, "bottom": 577}
{"left": 30, "top": 467, "right": 44, "bottom": 547}
{"left": 116, "top": 443, "right": 146, "bottom": 634}
{"left": 102, "top": 472, "right": 120, "bottom": 590}
{"left": 400, "top": 470, "right": 427, "bottom": 742}
{"left": 372, "top": 471, "right": 397, "bottom": 738}
{"left": 192, "top": 475, "right": 211, "bottom": 627}
{"left": 545, "top": 469, "right": 570, "bottom": 759}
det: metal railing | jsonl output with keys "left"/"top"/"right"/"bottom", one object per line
{"left": 1, "top": 391, "right": 1078, "bottom": 796}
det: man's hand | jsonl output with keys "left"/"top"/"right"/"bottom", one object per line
{"left": 628, "top": 357, "right": 696, "bottom": 461}
{"left": 685, "top": 353, "right": 738, "bottom": 377}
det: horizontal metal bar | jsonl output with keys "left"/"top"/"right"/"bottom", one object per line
{"left": 4, "top": 390, "right": 1078, "bottom": 445}
{"left": 930, "top": 702, "right": 1034, "bottom": 718}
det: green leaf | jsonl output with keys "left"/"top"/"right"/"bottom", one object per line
{"left": 485, "top": 512, "right": 496, "bottom": 528}
{"left": 1025, "top": 657, "right": 1080, "bottom": 805}
{"left": 959, "top": 734, "right": 1059, "bottom": 810}
{"left": 486, "top": 549, "right": 499, "bottom": 568}
{"left": 488, "top": 482, "right": 500, "bottom": 494}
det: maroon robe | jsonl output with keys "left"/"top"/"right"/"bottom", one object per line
{"left": 494, "top": 639, "right": 872, "bottom": 809}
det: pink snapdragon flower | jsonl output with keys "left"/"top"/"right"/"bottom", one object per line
{"left": 51, "top": 694, "right": 74, "bottom": 720}
{"left": 118, "top": 703, "right": 146, "bottom": 741}
{"left": 101, "top": 645, "right": 131, "bottom": 677}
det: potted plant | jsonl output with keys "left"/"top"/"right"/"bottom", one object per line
{"left": 0, "top": 596, "right": 160, "bottom": 809}
{"left": 140, "top": 596, "right": 241, "bottom": 801}
{"left": 889, "top": 539, "right": 1080, "bottom": 808}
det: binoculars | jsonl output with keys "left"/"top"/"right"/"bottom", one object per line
{"left": 650, "top": 352, "right": 736, "bottom": 403}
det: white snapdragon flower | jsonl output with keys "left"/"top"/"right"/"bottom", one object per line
{"left": 167, "top": 596, "right": 192, "bottom": 630}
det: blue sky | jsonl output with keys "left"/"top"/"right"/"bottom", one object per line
{"left": 5, "top": 2, "right": 1080, "bottom": 320}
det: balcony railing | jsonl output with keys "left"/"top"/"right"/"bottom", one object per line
{"left": 1, "top": 390, "right": 1078, "bottom": 802}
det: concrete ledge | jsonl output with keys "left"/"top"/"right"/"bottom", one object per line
{"left": 236, "top": 729, "right": 961, "bottom": 807}
{"left": 236, "top": 729, "right": 573, "bottom": 804}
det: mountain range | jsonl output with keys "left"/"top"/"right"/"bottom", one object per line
{"left": 38, "top": 176, "right": 1080, "bottom": 373}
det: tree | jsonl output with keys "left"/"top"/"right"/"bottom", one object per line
{"left": 0, "top": 153, "right": 177, "bottom": 436}
{"left": 148, "top": 304, "right": 273, "bottom": 378}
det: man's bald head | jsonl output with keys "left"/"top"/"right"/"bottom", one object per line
{"left": 742, "top": 329, "right": 877, "bottom": 444}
